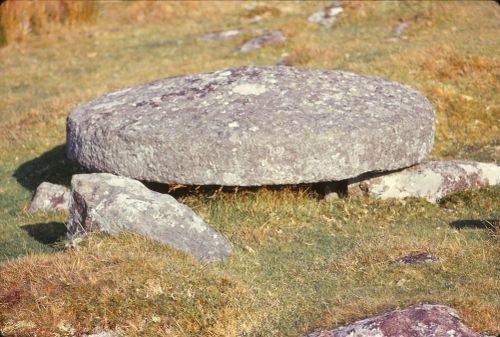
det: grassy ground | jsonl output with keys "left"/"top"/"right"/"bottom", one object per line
{"left": 0, "top": 1, "right": 499, "bottom": 336}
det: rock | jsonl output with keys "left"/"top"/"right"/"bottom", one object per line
{"left": 303, "top": 303, "right": 482, "bottom": 337}
{"left": 28, "top": 182, "right": 70, "bottom": 213}
{"left": 391, "top": 20, "right": 412, "bottom": 37}
{"left": 387, "top": 17, "right": 416, "bottom": 43}
{"left": 308, "top": 2, "right": 343, "bottom": 27}
{"left": 348, "top": 160, "right": 500, "bottom": 203}
{"left": 84, "top": 331, "right": 117, "bottom": 337}
{"left": 67, "top": 173, "right": 232, "bottom": 261}
{"left": 236, "top": 30, "right": 286, "bottom": 52}
{"left": 201, "top": 28, "right": 264, "bottom": 41}
{"left": 202, "top": 29, "right": 246, "bottom": 41}
{"left": 395, "top": 252, "right": 439, "bottom": 264}
{"left": 67, "top": 66, "right": 435, "bottom": 186}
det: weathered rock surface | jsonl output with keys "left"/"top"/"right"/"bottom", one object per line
{"left": 67, "top": 66, "right": 435, "bottom": 186}
{"left": 303, "top": 304, "right": 482, "bottom": 337}
{"left": 308, "top": 2, "right": 343, "bottom": 27}
{"left": 236, "top": 31, "right": 286, "bottom": 52}
{"left": 28, "top": 182, "right": 70, "bottom": 213}
{"left": 67, "top": 173, "right": 232, "bottom": 261}
{"left": 348, "top": 160, "right": 500, "bottom": 202}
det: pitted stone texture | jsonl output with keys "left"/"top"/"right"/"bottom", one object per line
{"left": 68, "top": 173, "right": 232, "bottom": 261}
{"left": 28, "top": 182, "right": 70, "bottom": 213}
{"left": 67, "top": 66, "right": 435, "bottom": 186}
{"left": 348, "top": 160, "right": 500, "bottom": 202}
{"left": 303, "top": 304, "right": 482, "bottom": 337}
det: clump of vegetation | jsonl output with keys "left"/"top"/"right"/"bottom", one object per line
{"left": 0, "top": 1, "right": 498, "bottom": 336}
{"left": 0, "top": 0, "right": 96, "bottom": 45}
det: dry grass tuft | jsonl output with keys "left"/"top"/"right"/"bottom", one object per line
{"left": 420, "top": 48, "right": 499, "bottom": 81}
{"left": 0, "top": 234, "right": 247, "bottom": 337}
{"left": 0, "top": 0, "right": 96, "bottom": 44}
{"left": 241, "top": 4, "right": 281, "bottom": 19}
{"left": 0, "top": 1, "right": 499, "bottom": 336}
{"left": 112, "top": 1, "right": 240, "bottom": 25}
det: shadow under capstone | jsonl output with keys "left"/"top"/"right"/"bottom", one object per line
{"left": 143, "top": 180, "right": 345, "bottom": 199}
{"left": 449, "top": 219, "right": 499, "bottom": 230}
{"left": 22, "top": 222, "right": 67, "bottom": 245}
{"left": 13, "top": 144, "right": 85, "bottom": 191}
{"left": 12, "top": 143, "right": 367, "bottom": 200}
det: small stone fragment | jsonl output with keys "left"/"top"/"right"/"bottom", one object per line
{"left": 202, "top": 29, "right": 243, "bottom": 41}
{"left": 28, "top": 182, "right": 70, "bottom": 213}
{"left": 303, "top": 304, "right": 482, "bottom": 337}
{"left": 308, "top": 2, "right": 343, "bottom": 27}
{"left": 84, "top": 331, "right": 117, "bottom": 337}
{"left": 348, "top": 160, "right": 500, "bottom": 203}
{"left": 387, "top": 16, "right": 416, "bottom": 43}
{"left": 395, "top": 252, "right": 439, "bottom": 264}
{"left": 68, "top": 173, "right": 232, "bottom": 262}
{"left": 236, "top": 30, "right": 286, "bottom": 52}
{"left": 202, "top": 28, "right": 262, "bottom": 41}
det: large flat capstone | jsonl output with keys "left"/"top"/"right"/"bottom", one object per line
{"left": 67, "top": 66, "right": 435, "bottom": 186}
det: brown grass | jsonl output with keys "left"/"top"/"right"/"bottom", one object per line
{"left": 0, "top": 0, "right": 96, "bottom": 44}
{"left": 112, "top": 1, "right": 240, "bottom": 25}
{"left": 0, "top": 1, "right": 499, "bottom": 336}
{"left": 0, "top": 234, "right": 247, "bottom": 336}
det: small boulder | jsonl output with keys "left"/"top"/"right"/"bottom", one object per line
{"left": 308, "top": 2, "right": 343, "bottom": 27}
{"left": 348, "top": 160, "right": 500, "bottom": 203}
{"left": 303, "top": 303, "right": 482, "bottom": 337}
{"left": 236, "top": 30, "right": 286, "bottom": 52}
{"left": 67, "top": 173, "right": 232, "bottom": 262}
{"left": 28, "top": 182, "right": 70, "bottom": 213}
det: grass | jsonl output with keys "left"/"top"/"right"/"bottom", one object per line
{"left": 0, "top": 1, "right": 499, "bottom": 336}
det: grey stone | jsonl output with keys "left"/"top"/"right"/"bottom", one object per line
{"left": 201, "top": 28, "right": 264, "bottom": 41}
{"left": 348, "top": 160, "right": 500, "bottom": 203}
{"left": 303, "top": 304, "right": 482, "bottom": 337}
{"left": 308, "top": 2, "right": 343, "bottom": 27}
{"left": 202, "top": 29, "right": 245, "bottom": 41}
{"left": 67, "top": 66, "right": 435, "bottom": 186}
{"left": 392, "top": 20, "right": 412, "bottom": 37}
{"left": 28, "top": 182, "right": 70, "bottom": 213}
{"left": 67, "top": 173, "right": 232, "bottom": 261}
{"left": 387, "top": 17, "right": 416, "bottom": 43}
{"left": 84, "top": 331, "right": 117, "bottom": 337}
{"left": 236, "top": 31, "right": 286, "bottom": 52}
{"left": 395, "top": 252, "right": 439, "bottom": 264}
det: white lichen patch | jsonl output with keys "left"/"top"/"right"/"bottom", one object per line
{"left": 232, "top": 83, "right": 267, "bottom": 95}
{"left": 107, "top": 87, "right": 132, "bottom": 97}
{"left": 370, "top": 169, "right": 444, "bottom": 201}
{"left": 217, "top": 70, "right": 232, "bottom": 77}
{"left": 92, "top": 100, "right": 124, "bottom": 110}
{"left": 470, "top": 162, "right": 500, "bottom": 184}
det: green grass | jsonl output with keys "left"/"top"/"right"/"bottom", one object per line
{"left": 0, "top": 1, "right": 499, "bottom": 336}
